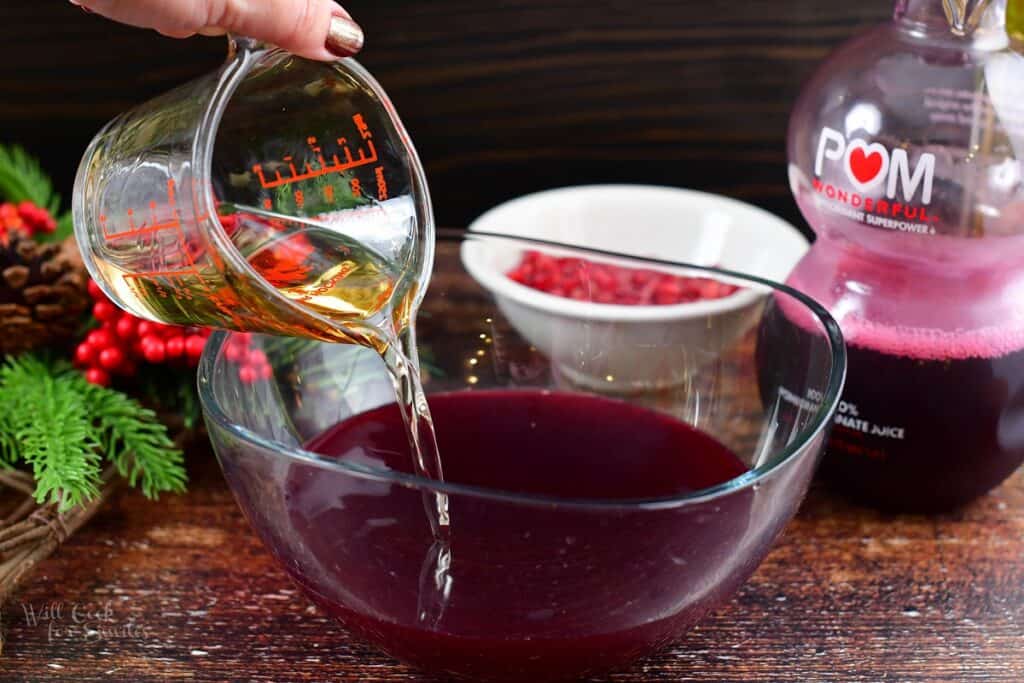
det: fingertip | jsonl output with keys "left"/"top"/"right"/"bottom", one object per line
{"left": 325, "top": 14, "right": 364, "bottom": 58}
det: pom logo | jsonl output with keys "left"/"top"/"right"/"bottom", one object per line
{"left": 815, "top": 127, "right": 935, "bottom": 204}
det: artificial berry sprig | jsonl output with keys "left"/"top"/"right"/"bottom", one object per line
{"left": 222, "top": 333, "right": 273, "bottom": 385}
{"left": 0, "top": 200, "right": 57, "bottom": 240}
{"left": 76, "top": 279, "right": 212, "bottom": 386}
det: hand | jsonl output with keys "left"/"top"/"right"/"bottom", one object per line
{"left": 70, "top": 0, "right": 364, "bottom": 61}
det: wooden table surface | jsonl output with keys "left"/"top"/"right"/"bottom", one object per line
{"left": 1, "top": 446, "right": 1022, "bottom": 682}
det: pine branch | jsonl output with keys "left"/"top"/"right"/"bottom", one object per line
{"left": 0, "top": 354, "right": 188, "bottom": 511}
{"left": 0, "top": 145, "right": 61, "bottom": 215}
{"left": 78, "top": 380, "right": 188, "bottom": 499}
{"left": 0, "top": 355, "right": 102, "bottom": 511}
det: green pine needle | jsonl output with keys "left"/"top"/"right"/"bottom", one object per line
{"left": 0, "top": 355, "right": 101, "bottom": 510}
{"left": 75, "top": 378, "right": 187, "bottom": 500}
{"left": 0, "top": 143, "right": 74, "bottom": 243}
{"left": 0, "top": 145, "right": 60, "bottom": 213}
{"left": 0, "top": 354, "right": 187, "bottom": 511}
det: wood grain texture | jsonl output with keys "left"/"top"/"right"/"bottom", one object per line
{"left": 0, "top": 446, "right": 1022, "bottom": 682}
{"left": 1, "top": 1, "right": 891, "bottom": 234}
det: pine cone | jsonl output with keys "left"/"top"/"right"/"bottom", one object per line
{"left": 0, "top": 235, "right": 90, "bottom": 355}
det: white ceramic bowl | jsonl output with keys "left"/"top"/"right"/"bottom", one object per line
{"left": 460, "top": 185, "right": 809, "bottom": 391}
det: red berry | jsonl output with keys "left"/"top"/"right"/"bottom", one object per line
{"left": 98, "top": 347, "right": 125, "bottom": 371}
{"left": 136, "top": 321, "right": 156, "bottom": 338}
{"left": 258, "top": 363, "right": 273, "bottom": 380}
{"left": 150, "top": 322, "right": 176, "bottom": 338}
{"left": 92, "top": 301, "right": 119, "bottom": 323}
{"left": 238, "top": 366, "right": 257, "bottom": 384}
{"left": 115, "top": 315, "right": 138, "bottom": 340}
{"left": 74, "top": 343, "right": 95, "bottom": 366}
{"left": 165, "top": 335, "right": 185, "bottom": 359}
{"left": 185, "top": 335, "right": 206, "bottom": 359}
{"left": 87, "top": 328, "right": 115, "bottom": 350}
{"left": 225, "top": 343, "right": 245, "bottom": 362}
{"left": 85, "top": 367, "right": 110, "bottom": 386}
{"left": 246, "top": 349, "right": 268, "bottom": 367}
{"left": 142, "top": 337, "right": 166, "bottom": 363}
{"left": 139, "top": 332, "right": 161, "bottom": 348}
{"left": 87, "top": 279, "right": 105, "bottom": 301}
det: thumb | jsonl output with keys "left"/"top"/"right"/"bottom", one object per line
{"left": 208, "top": 0, "right": 364, "bottom": 60}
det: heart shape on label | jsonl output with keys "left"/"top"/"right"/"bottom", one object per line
{"left": 844, "top": 139, "right": 889, "bottom": 190}
{"left": 850, "top": 148, "right": 883, "bottom": 183}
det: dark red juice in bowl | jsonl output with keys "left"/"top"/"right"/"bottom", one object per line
{"left": 204, "top": 235, "right": 844, "bottom": 682}
{"left": 276, "top": 390, "right": 752, "bottom": 681}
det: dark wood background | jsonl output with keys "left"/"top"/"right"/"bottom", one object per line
{"left": 3, "top": 1, "right": 892, "bottom": 236}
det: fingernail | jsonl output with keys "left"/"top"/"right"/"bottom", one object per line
{"left": 326, "top": 15, "right": 364, "bottom": 57}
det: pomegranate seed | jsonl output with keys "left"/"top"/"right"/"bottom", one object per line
{"left": 98, "top": 347, "right": 125, "bottom": 371}
{"left": 85, "top": 367, "right": 110, "bottom": 386}
{"left": 507, "top": 253, "right": 739, "bottom": 307}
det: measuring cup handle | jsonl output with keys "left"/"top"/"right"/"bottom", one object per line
{"left": 226, "top": 34, "right": 272, "bottom": 58}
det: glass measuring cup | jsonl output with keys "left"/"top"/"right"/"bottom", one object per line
{"left": 73, "top": 36, "right": 434, "bottom": 346}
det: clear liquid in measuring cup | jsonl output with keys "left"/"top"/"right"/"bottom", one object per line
{"left": 225, "top": 206, "right": 453, "bottom": 626}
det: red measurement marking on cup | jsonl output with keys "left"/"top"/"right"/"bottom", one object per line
{"left": 100, "top": 179, "right": 182, "bottom": 240}
{"left": 102, "top": 179, "right": 246, "bottom": 328}
{"left": 251, "top": 115, "right": 379, "bottom": 189}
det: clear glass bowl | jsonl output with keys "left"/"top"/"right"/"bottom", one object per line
{"left": 199, "top": 232, "right": 845, "bottom": 681}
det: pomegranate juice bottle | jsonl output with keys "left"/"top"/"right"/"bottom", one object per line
{"left": 783, "top": 0, "right": 1024, "bottom": 510}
